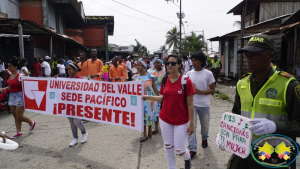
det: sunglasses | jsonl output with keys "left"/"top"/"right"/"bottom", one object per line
{"left": 165, "top": 62, "right": 177, "bottom": 66}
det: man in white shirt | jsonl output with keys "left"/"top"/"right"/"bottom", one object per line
{"left": 41, "top": 56, "right": 51, "bottom": 77}
{"left": 186, "top": 51, "right": 215, "bottom": 159}
{"left": 183, "top": 55, "right": 192, "bottom": 74}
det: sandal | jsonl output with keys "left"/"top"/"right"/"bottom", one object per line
{"left": 152, "top": 130, "right": 159, "bottom": 135}
{"left": 140, "top": 137, "right": 148, "bottom": 142}
{"left": 148, "top": 134, "right": 152, "bottom": 138}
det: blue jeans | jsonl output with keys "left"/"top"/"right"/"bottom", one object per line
{"left": 188, "top": 106, "right": 210, "bottom": 152}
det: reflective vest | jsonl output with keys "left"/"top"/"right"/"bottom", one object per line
{"left": 237, "top": 72, "right": 294, "bottom": 142}
{"left": 211, "top": 60, "right": 220, "bottom": 69}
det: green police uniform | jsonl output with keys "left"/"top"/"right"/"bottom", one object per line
{"left": 211, "top": 59, "right": 222, "bottom": 83}
{"left": 227, "top": 67, "right": 300, "bottom": 169}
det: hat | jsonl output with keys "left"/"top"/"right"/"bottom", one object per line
{"left": 58, "top": 58, "right": 63, "bottom": 62}
{"left": 237, "top": 34, "right": 275, "bottom": 53}
{"left": 45, "top": 56, "right": 51, "bottom": 60}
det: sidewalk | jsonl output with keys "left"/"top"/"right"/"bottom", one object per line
{"left": 216, "top": 83, "right": 237, "bottom": 102}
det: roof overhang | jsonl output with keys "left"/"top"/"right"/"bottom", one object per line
{"left": 0, "top": 19, "right": 86, "bottom": 50}
{"left": 208, "top": 13, "right": 292, "bottom": 41}
{"left": 281, "top": 9, "right": 300, "bottom": 26}
{"left": 50, "top": 0, "right": 85, "bottom": 23}
{"left": 86, "top": 16, "right": 114, "bottom": 35}
{"left": 227, "top": 0, "right": 300, "bottom": 15}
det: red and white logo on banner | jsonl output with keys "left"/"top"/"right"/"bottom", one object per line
{"left": 23, "top": 80, "right": 47, "bottom": 111}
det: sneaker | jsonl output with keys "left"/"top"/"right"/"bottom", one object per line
{"left": 184, "top": 159, "right": 191, "bottom": 169}
{"left": 81, "top": 132, "right": 88, "bottom": 144}
{"left": 189, "top": 151, "right": 196, "bottom": 159}
{"left": 69, "top": 139, "right": 78, "bottom": 147}
{"left": 29, "top": 121, "right": 36, "bottom": 133}
{"left": 202, "top": 139, "right": 208, "bottom": 148}
{"left": 10, "top": 132, "right": 22, "bottom": 139}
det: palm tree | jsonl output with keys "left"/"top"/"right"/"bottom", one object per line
{"left": 165, "top": 27, "right": 180, "bottom": 50}
{"left": 160, "top": 45, "right": 169, "bottom": 54}
{"left": 179, "top": 31, "right": 206, "bottom": 55}
{"left": 233, "top": 21, "right": 241, "bottom": 28}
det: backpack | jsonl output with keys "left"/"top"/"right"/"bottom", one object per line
{"left": 18, "top": 73, "right": 23, "bottom": 87}
{"left": 160, "top": 74, "right": 188, "bottom": 109}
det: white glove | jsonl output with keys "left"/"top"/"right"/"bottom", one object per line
{"left": 216, "top": 133, "right": 225, "bottom": 151}
{"left": 249, "top": 118, "right": 276, "bottom": 136}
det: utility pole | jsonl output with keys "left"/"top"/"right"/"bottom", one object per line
{"left": 167, "top": 0, "right": 184, "bottom": 55}
{"left": 179, "top": 0, "right": 182, "bottom": 54}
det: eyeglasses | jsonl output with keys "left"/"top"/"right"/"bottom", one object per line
{"left": 165, "top": 62, "right": 177, "bottom": 66}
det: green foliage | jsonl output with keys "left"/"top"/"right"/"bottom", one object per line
{"left": 178, "top": 31, "right": 207, "bottom": 56}
{"left": 219, "top": 94, "right": 229, "bottom": 100}
{"left": 133, "top": 39, "right": 149, "bottom": 57}
{"left": 165, "top": 27, "right": 180, "bottom": 50}
{"left": 215, "top": 90, "right": 220, "bottom": 94}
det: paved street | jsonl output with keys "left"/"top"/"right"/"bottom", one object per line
{"left": 0, "top": 84, "right": 299, "bottom": 169}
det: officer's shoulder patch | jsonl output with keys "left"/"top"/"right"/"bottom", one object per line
{"left": 240, "top": 73, "right": 250, "bottom": 79}
{"left": 278, "top": 71, "right": 293, "bottom": 78}
{"left": 294, "top": 85, "right": 300, "bottom": 100}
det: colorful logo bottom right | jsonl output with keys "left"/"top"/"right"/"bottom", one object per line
{"left": 251, "top": 134, "right": 299, "bottom": 168}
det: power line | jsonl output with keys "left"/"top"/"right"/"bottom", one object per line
{"left": 89, "top": 0, "right": 161, "bottom": 23}
{"left": 112, "top": 0, "right": 176, "bottom": 25}
{"left": 187, "top": 23, "right": 221, "bottom": 34}
{"left": 186, "top": 9, "right": 229, "bottom": 16}
{"left": 113, "top": 28, "right": 170, "bottom": 37}
{"left": 145, "top": 0, "right": 174, "bottom": 14}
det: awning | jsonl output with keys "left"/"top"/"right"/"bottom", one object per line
{"left": 0, "top": 34, "right": 30, "bottom": 38}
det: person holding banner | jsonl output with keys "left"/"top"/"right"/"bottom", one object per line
{"left": 133, "top": 58, "right": 159, "bottom": 142}
{"left": 143, "top": 55, "right": 195, "bottom": 169}
{"left": 217, "top": 34, "right": 300, "bottom": 169}
{"left": 151, "top": 57, "right": 166, "bottom": 134}
{"left": 0, "top": 132, "right": 10, "bottom": 143}
{"left": 66, "top": 63, "right": 88, "bottom": 147}
{"left": 2, "top": 57, "right": 36, "bottom": 139}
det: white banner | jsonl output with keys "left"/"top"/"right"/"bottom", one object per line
{"left": 22, "top": 77, "right": 144, "bottom": 132}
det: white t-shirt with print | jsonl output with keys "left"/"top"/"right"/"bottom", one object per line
{"left": 57, "top": 64, "right": 66, "bottom": 74}
{"left": 186, "top": 69, "right": 215, "bottom": 107}
{"left": 41, "top": 61, "right": 51, "bottom": 76}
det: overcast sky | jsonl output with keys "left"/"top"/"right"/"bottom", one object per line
{"left": 80, "top": 0, "right": 242, "bottom": 53}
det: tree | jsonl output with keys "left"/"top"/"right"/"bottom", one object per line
{"left": 160, "top": 45, "right": 169, "bottom": 54}
{"left": 179, "top": 31, "right": 207, "bottom": 55}
{"left": 233, "top": 21, "right": 241, "bottom": 28}
{"left": 133, "top": 39, "right": 148, "bottom": 57}
{"left": 165, "top": 27, "right": 180, "bottom": 50}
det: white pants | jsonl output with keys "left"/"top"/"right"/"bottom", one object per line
{"left": 160, "top": 119, "right": 190, "bottom": 169}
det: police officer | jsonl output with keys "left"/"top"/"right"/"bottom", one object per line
{"left": 210, "top": 55, "right": 222, "bottom": 85}
{"left": 218, "top": 34, "right": 300, "bottom": 169}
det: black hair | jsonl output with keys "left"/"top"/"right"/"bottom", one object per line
{"left": 166, "top": 55, "right": 182, "bottom": 73}
{"left": 8, "top": 56, "right": 19, "bottom": 68}
{"left": 166, "top": 55, "right": 182, "bottom": 64}
{"left": 68, "top": 62, "right": 81, "bottom": 72}
{"left": 19, "top": 58, "right": 28, "bottom": 67}
{"left": 183, "top": 55, "right": 188, "bottom": 60}
{"left": 34, "top": 58, "right": 38, "bottom": 61}
{"left": 191, "top": 51, "right": 207, "bottom": 67}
